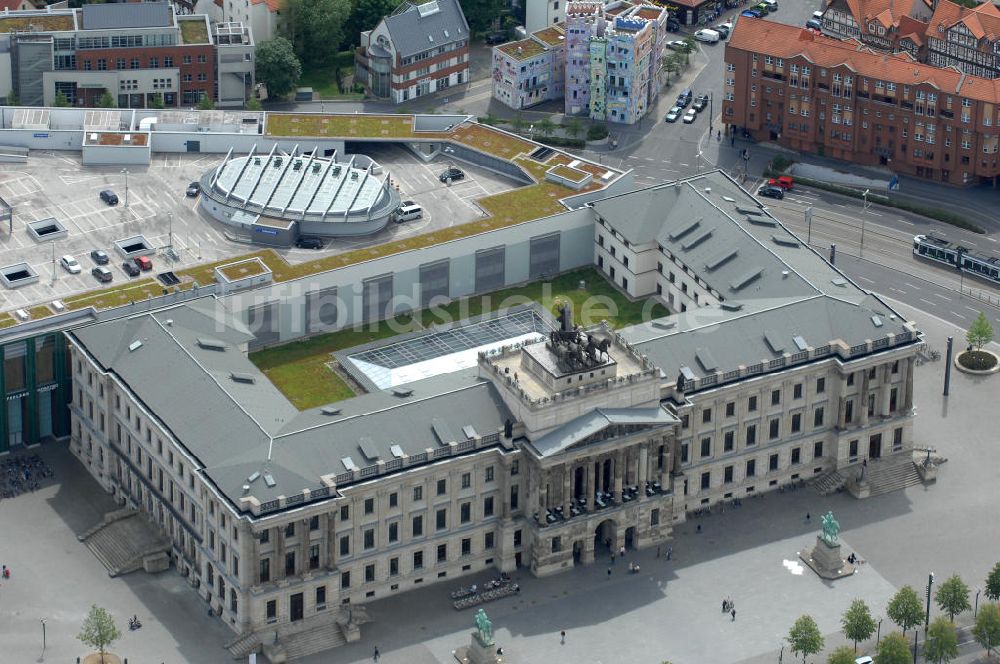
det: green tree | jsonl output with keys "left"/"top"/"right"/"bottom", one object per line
{"left": 53, "top": 91, "right": 70, "bottom": 107}
{"left": 458, "top": 0, "right": 506, "bottom": 34}
{"left": 827, "top": 646, "right": 857, "bottom": 664}
{"left": 96, "top": 91, "right": 116, "bottom": 108}
{"left": 660, "top": 52, "right": 681, "bottom": 83}
{"left": 874, "top": 632, "right": 911, "bottom": 664}
{"left": 149, "top": 93, "right": 165, "bottom": 109}
{"left": 281, "top": 0, "right": 352, "bottom": 66}
{"left": 563, "top": 117, "right": 583, "bottom": 138}
{"left": 255, "top": 37, "right": 302, "bottom": 99}
{"left": 345, "top": 0, "right": 397, "bottom": 47}
{"left": 5, "top": 90, "right": 18, "bottom": 105}
{"left": 510, "top": 112, "right": 527, "bottom": 132}
{"left": 986, "top": 562, "right": 1000, "bottom": 601}
{"left": 245, "top": 97, "right": 263, "bottom": 111}
{"left": 936, "top": 574, "right": 971, "bottom": 621}
{"left": 966, "top": 312, "right": 994, "bottom": 350}
{"left": 788, "top": 614, "right": 824, "bottom": 663}
{"left": 681, "top": 36, "right": 697, "bottom": 64}
{"left": 77, "top": 605, "right": 121, "bottom": 664}
{"left": 842, "top": 598, "right": 877, "bottom": 652}
{"left": 923, "top": 616, "right": 959, "bottom": 664}
{"left": 887, "top": 585, "right": 923, "bottom": 640}
{"left": 196, "top": 95, "right": 215, "bottom": 110}
{"left": 535, "top": 117, "right": 556, "bottom": 137}
{"left": 973, "top": 603, "right": 1000, "bottom": 656}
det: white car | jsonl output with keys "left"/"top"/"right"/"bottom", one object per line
{"left": 665, "top": 106, "right": 683, "bottom": 123}
{"left": 60, "top": 255, "right": 81, "bottom": 274}
{"left": 694, "top": 28, "right": 720, "bottom": 43}
{"left": 682, "top": 109, "right": 697, "bottom": 124}
{"left": 666, "top": 40, "right": 687, "bottom": 51}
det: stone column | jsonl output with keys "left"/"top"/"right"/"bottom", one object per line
{"left": 659, "top": 444, "right": 670, "bottom": 488}
{"left": 860, "top": 370, "right": 870, "bottom": 426}
{"left": 326, "top": 512, "right": 336, "bottom": 570}
{"left": 638, "top": 444, "right": 649, "bottom": 496}
{"left": 562, "top": 465, "right": 572, "bottom": 516}
{"left": 613, "top": 449, "right": 624, "bottom": 502}
{"left": 528, "top": 464, "right": 539, "bottom": 517}
{"left": 583, "top": 458, "right": 593, "bottom": 511}
{"left": 880, "top": 365, "right": 892, "bottom": 417}
{"left": 237, "top": 520, "right": 253, "bottom": 587}
{"left": 593, "top": 458, "right": 602, "bottom": 495}
{"left": 273, "top": 525, "right": 285, "bottom": 580}
{"left": 901, "top": 357, "right": 913, "bottom": 411}
{"left": 539, "top": 470, "right": 548, "bottom": 512}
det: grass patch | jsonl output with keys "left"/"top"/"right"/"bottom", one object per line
{"left": 28, "top": 305, "right": 54, "bottom": 320}
{"left": 178, "top": 18, "right": 209, "bottom": 45}
{"left": 298, "top": 52, "right": 360, "bottom": 99}
{"left": 251, "top": 268, "right": 665, "bottom": 410}
{"left": 0, "top": 313, "right": 15, "bottom": 329}
{"left": 0, "top": 14, "right": 73, "bottom": 33}
{"left": 267, "top": 113, "right": 416, "bottom": 139}
{"left": 62, "top": 279, "right": 191, "bottom": 311}
{"left": 249, "top": 314, "right": 419, "bottom": 410}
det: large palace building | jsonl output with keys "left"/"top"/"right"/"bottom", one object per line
{"left": 65, "top": 169, "right": 922, "bottom": 659}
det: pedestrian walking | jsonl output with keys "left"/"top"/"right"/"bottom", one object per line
{"left": 607, "top": 566, "right": 612, "bottom": 578}
{"left": 373, "top": 646, "right": 380, "bottom": 662}
{"left": 656, "top": 546, "right": 661, "bottom": 558}
{"left": 611, "top": 552, "right": 616, "bottom": 565}
{"left": 561, "top": 630, "right": 566, "bottom": 645}
{"left": 731, "top": 608, "right": 736, "bottom": 621}
{"left": 722, "top": 599, "right": 727, "bottom": 612}
{"left": 805, "top": 512, "right": 811, "bottom": 523}
{"left": 696, "top": 524, "right": 702, "bottom": 534}
{"left": 619, "top": 545, "right": 626, "bottom": 558}
{"left": 667, "top": 546, "right": 673, "bottom": 561}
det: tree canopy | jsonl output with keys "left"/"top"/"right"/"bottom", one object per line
{"left": 345, "top": 0, "right": 398, "bottom": 47}
{"left": 459, "top": 0, "right": 506, "bottom": 34}
{"left": 96, "top": 91, "right": 116, "bottom": 108}
{"left": 281, "top": 0, "right": 352, "bottom": 67}
{"left": 788, "top": 614, "right": 824, "bottom": 662}
{"left": 874, "top": 632, "right": 911, "bottom": 664}
{"left": 973, "top": 603, "right": 1000, "bottom": 656}
{"left": 256, "top": 37, "right": 303, "bottom": 99}
{"left": 986, "top": 562, "right": 1000, "bottom": 601}
{"left": 923, "top": 616, "right": 959, "bottom": 664}
{"left": 966, "top": 312, "right": 994, "bottom": 350}
{"left": 77, "top": 605, "right": 121, "bottom": 664}
{"left": 842, "top": 598, "right": 877, "bottom": 652}
{"left": 53, "top": 91, "right": 70, "bottom": 107}
{"left": 935, "top": 574, "right": 971, "bottom": 622}
{"left": 887, "top": 585, "right": 923, "bottom": 636}
{"left": 827, "top": 646, "right": 857, "bottom": 664}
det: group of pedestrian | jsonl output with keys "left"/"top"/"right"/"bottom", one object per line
{"left": 722, "top": 598, "right": 736, "bottom": 621}
{"left": 1, "top": 564, "right": 10, "bottom": 579}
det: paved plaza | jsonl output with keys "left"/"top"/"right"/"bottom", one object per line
{"left": 1, "top": 296, "right": 997, "bottom": 664}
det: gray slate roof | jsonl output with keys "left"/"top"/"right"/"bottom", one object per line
{"left": 383, "top": 0, "right": 469, "bottom": 58}
{"left": 526, "top": 407, "right": 678, "bottom": 457}
{"left": 81, "top": 1, "right": 172, "bottom": 30}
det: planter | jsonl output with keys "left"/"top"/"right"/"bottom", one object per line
{"left": 955, "top": 349, "right": 1000, "bottom": 375}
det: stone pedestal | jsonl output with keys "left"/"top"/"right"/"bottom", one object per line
{"left": 917, "top": 461, "right": 938, "bottom": 484}
{"left": 143, "top": 552, "right": 170, "bottom": 573}
{"left": 454, "top": 633, "right": 503, "bottom": 664}
{"left": 800, "top": 536, "right": 856, "bottom": 580}
{"left": 847, "top": 476, "right": 871, "bottom": 499}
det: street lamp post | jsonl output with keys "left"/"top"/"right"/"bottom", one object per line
{"left": 925, "top": 572, "right": 935, "bottom": 635}
{"left": 976, "top": 588, "right": 982, "bottom": 617}
{"left": 709, "top": 91, "right": 713, "bottom": 134}
{"left": 859, "top": 190, "right": 869, "bottom": 257}
{"left": 121, "top": 168, "right": 130, "bottom": 207}
{"left": 805, "top": 206, "right": 814, "bottom": 245}
{"left": 40, "top": 618, "right": 46, "bottom": 655}
{"left": 877, "top": 617, "right": 883, "bottom": 646}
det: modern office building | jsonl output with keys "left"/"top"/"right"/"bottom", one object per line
{"left": 355, "top": 0, "right": 470, "bottom": 103}
{"left": 0, "top": 1, "right": 254, "bottom": 108}
{"left": 65, "top": 162, "right": 921, "bottom": 659}
{"left": 724, "top": 17, "right": 1000, "bottom": 186}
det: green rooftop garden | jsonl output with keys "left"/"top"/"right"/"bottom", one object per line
{"left": 62, "top": 279, "right": 192, "bottom": 311}
{"left": 0, "top": 14, "right": 73, "bottom": 33}
{"left": 266, "top": 114, "right": 417, "bottom": 139}
{"left": 249, "top": 268, "right": 667, "bottom": 410}
{"left": 179, "top": 18, "right": 209, "bottom": 45}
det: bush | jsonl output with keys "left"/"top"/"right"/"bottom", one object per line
{"left": 958, "top": 350, "right": 997, "bottom": 371}
{"left": 535, "top": 135, "right": 586, "bottom": 149}
{"left": 587, "top": 123, "right": 609, "bottom": 141}
{"left": 771, "top": 155, "right": 793, "bottom": 172}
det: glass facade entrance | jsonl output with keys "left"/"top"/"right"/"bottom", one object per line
{"left": 0, "top": 333, "right": 71, "bottom": 454}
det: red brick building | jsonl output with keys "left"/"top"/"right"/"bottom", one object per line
{"left": 723, "top": 17, "right": 1000, "bottom": 187}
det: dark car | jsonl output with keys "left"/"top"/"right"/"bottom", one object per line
{"left": 667, "top": 18, "right": 681, "bottom": 32}
{"left": 692, "top": 94, "right": 709, "bottom": 112}
{"left": 757, "top": 185, "right": 785, "bottom": 200}
{"left": 90, "top": 249, "right": 109, "bottom": 265}
{"left": 485, "top": 32, "right": 508, "bottom": 45}
{"left": 185, "top": 181, "right": 200, "bottom": 197}
{"left": 122, "top": 261, "right": 141, "bottom": 277}
{"left": 92, "top": 266, "right": 113, "bottom": 283}
{"left": 99, "top": 190, "right": 119, "bottom": 206}
{"left": 675, "top": 89, "right": 693, "bottom": 108}
{"left": 296, "top": 236, "right": 323, "bottom": 249}
{"left": 741, "top": 9, "right": 763, "bottom": 18}
{"left": 439, "top": 167, "right": 465, "bottom": 183}
{"left": 806, "top": 18, "right": 823, "bottom": 31}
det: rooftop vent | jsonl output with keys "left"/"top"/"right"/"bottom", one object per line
{"left": 263, "top": 473, "right": 276, "bottom": 488}
{"left": 164, "top": 318, "right": 172, "bottom": 326}
{"left": 871, "top": 315, "right": 883, "bottom": 328}
{"left": 793, "top": 335, "right": 809, "bottom": 351}
{"left": 695, "top": 348, "right": 717, "bottom": 372}
{"left": 197, "top": 337, "right": 227, "bottom": 351}
{"left": 772, "top": 235, "right": 800, "bottom": 248}
{"left": 230, "top": 372, "right": 256, "bottom": 384}
{"left": 390, "top": 444, "right": 405, "bottom": 458}
{"left": 719, "top": 302, "right": 743, "bottom": 312}
{"left": 391, "top": 387, "right": 413, "bottom": 397}
{"left": 341, "top": 457, "right": 359, "bottom": 472}
{"left": 679, "top": 366, "right": 697, "bottom": 382}
{"left": 651, "top": 319, "right": 676, "bottom": 330}
{"left": 830, "top": 277, "right": 848, "bottom": 287}
{"left": 247, "top": 471, "right": 261, "bottom": 483}
{"left": 128, "top": 340, "right": 143, "bottom": 352}
{"left": 764, "top": 330, "right": 785, "bottom": 353}
{"left": 242, "top": 484, "right": 251, "bottom": 494}
{"left": 462, "top": 425, "right": 479, "bottom": 440}
{"left": 321, "top": 406, "right": 342, "bottom": 416}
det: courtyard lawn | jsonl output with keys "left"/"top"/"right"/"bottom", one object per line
{"left": 249, "top": 314, "right": 421, "bottom": 410}
{"left": 294, "top": 52, "right": 363, "bottom": 99}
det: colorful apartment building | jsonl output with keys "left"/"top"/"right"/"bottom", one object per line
{"left": 491, "top": 24, "right": 566, "bottom": 110}
{"left": 0, "top": 2, "right": 254, "bottom": 108}
{"left": 724, "top": 17, "right": 1000, "bottom": 187}
{"left": 494, "top": 0, "right": 667, "bottom": 124}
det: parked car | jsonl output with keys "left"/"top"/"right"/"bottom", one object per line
{"left": 757, "top": 185, "right": 785, "bottom": 199}
{"left": 813, "top": 10, "right": 824, "bottom": 20}
{"left": 754, "top": 2, "right": 771, "bottom": 14}
{"left": 714, "top": 23, "right": 732, "bottom": 38}
{"left": 396, "top": 203, "right": 423, "bottom": 222}
{"left": 90, "top": 249, "right": 109, "bottom": 265}
{"left": 122, "top": 261, "right": 141, "bottom": 277}
{"left": 762, "top": 0, "right": 778, "bottom": 10}
{"left": 99, "top": 190, "right": 119, "bottom": 206}
{"left": 185, "top": 181, "right": 200, "bottom": 197}
{"left": 134, "top": 255, "right": 153, "bottom": 271}
{"left": 667, "top": 18, "right": 681, "bottom": 32}
{"left": 665, "top": 106, "right": 683, "bottom": 123}
{"left": 92, "top": 266, "right": 113, "bottom": 283}
{"left": 439, "top": 167, "right": 465, "bottom": 183}
{"left": 692, "top": 94, "right": 709, "bottom": 112}
{"left": 296, "top": 236, "right": 323, "bottom": 249}
{"left": 59, "top": 255, "right": 81, "bottom": 274}
{"left": 768, "top": 175, "right": 794, "bottom": 190}
{"left": 694, "top": 28, "right": 721, "bottom": 43}
{"left": 854, "top": 658, "right": 874, "bottom": 664}
{"left": 682, "top": 109, "right": 698, "bottom": 124}
{"left": 485, "top": 32, "right": 508, "bottom": 45}
{"left": 806, "top": 18, "right": 823, "bottom": 31}
{"left": 675, "top": 89, "right": 693, "bottom": 107}
{"left": 666, "top": 40, "right": 687, "bottom": 51}
{"left": 741, "top": 9, "right": 763, "bottom": 18}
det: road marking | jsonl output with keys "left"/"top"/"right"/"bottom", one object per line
{"left": 965, "top": 306, "right": 981, "bottom": 313}
{"left": 904, "top": 283, "right": 919, "bottom": 290}
{"left": 857, "top": 276, "right": 876, "bottom": 285}
{"left": 893, "top": 218, "right": 914, "bottom": 226}
{"left": 987, "top": 237, "right": 998, "bottom": 243}
{"left": 951, "top": 311, "right": 967, "bottom": 320}
{"left": 933, "top": 293, "right": 950, "bottom": 301}
{"left": 919, "top": 298, "right": 936, "bottom": 307}
{"left": 679, "top": 163, "right": 689, "bottom": 167}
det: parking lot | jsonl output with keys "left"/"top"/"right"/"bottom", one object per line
{"left": 0, "top": 145, "right": 524, "bottom": 312}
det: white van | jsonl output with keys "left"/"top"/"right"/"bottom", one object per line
{"left": 396, "top": 203, "right": 423, "bottom": 222}
{"left": 694, "top": 28, "right": 720, "bottom": 43}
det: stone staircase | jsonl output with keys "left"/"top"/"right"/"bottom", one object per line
{"left": 80, "top": 511, "right": 170, "bottom": 577}
{"left": 810, "top": 469, "right": 847, "bottom": 495}
{"left": 864, "top": 455, "right": 924, "bottom": 497}
{"left": 224, "top": 631, "right": 262, "bottom": 659}
{"left": 281, "top": 623, "right": 347, "bottom": 661}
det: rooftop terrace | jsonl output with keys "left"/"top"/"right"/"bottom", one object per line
{"left": 178, "top": 17, "right": 210, "bottom": 45}
{"left": 0, "top": 13, "right": 74, "bottom": 32}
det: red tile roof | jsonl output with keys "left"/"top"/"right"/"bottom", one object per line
{"left": 251, "top": 0, "right": 281, "bottom": 12}
{"left": 728, "top": 17, "right": 1000, "bottom": 103}
{"left": 928, "top": 0, "right": 1000, "bottom": 41}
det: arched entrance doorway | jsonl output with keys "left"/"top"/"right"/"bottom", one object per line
{"left": 572, "top": 540, "right": 583, "bottom": 564}
{"left": 624, "top": 526, "right": 636, "bottom": 550}
{"left": 594, "top": 519, "right": 616, "bottom": 557}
